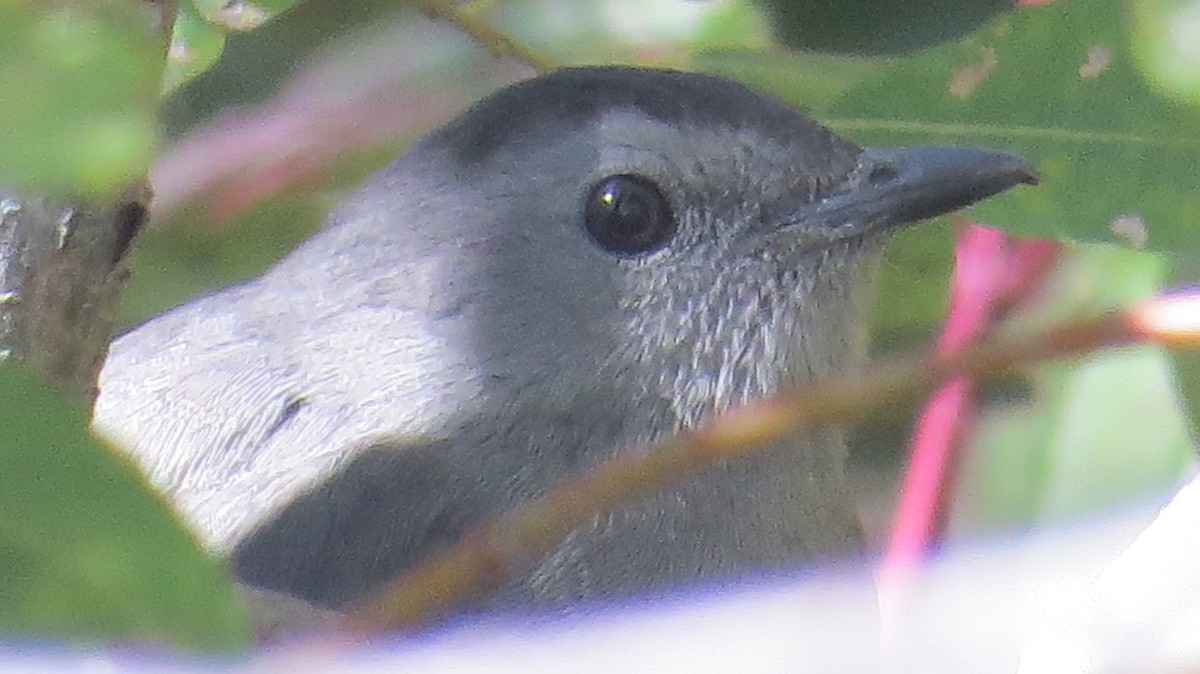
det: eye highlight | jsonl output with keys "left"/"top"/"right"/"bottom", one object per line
{"left": 583, "top": 174, "right": 676, "bottom": 256}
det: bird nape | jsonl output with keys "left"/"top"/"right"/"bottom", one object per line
{"left": 94, "top": 66, "right": 1036, "bottom": 617}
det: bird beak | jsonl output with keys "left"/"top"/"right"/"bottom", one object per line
{"left": 797, "top": 146, "right": 1038, "bottom": 242}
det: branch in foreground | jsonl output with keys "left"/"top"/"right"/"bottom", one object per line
{"left": 0, "top": 186, "right": 150, "bottom": 406}
{"left": 340, "top": 293, "right": 1200, "bottom": 635}
{"left": 416, "top": 0, "right": 556, "bottom": 73}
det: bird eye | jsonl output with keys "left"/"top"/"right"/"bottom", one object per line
{"left": 583, "top": 174, "right": 676, "bottom": 256}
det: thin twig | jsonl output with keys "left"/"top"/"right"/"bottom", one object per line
{"left": 340, "top": 294, "right": 1200, "bottom": 634}
{"left": 416, "top": 0, "right": 556, "bottom": 73}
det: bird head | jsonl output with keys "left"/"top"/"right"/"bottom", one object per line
{"left": 328, "top": 67, "right": 1035, "bottom": 427}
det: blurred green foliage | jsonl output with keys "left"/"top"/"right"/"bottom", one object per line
{"left": 827, "top": 1, "right": 1200, "bottom": 251}
{"left": 0, "top": 3, "right": 162, "bottom": 195}
{"left": 757, "top": 0, "right": 1017, "bottom": 54}
{"left": 0, "top": 365, "right": 250, "bottom": 649}
{"left": 163, "top": 3, "right": 228, "bottom": 95}
{"left": 1130, "top": 0, "right": 1200, "bottom": 106}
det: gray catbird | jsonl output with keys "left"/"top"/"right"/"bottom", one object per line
{"left": 94, "top": 67, "right": 1035, "bottom": 612}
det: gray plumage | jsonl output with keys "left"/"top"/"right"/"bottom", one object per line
{"left": 94, "top": 67, "right": 1034, "bottom": 611}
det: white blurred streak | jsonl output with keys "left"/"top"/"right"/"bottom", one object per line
{"left": 1019, "top": 469, "right": 1200, "bottom": 673}
{"left": 601, "top": 0, "right": 721, "bottom": 42}
{"left": 5, "top": 475, "right": 1200, "bottom": 672}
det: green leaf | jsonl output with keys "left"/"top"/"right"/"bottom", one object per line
{"left": 163, "top": 3, "right": 227, "bottom": 95}
{"left": 756, "top": 0, "right": 1018, "bottom": 55}
{"left": 0, "top": 366, "right": 250, "bottom": 650}
{"left": 951, "top": 244, "right": 1196, "bottom": 531}
{"left": 821, "top": 0, "right": 1200, "bottom": 252}
{"left": 0, "top": 4, "right": 163, "bottom": 196}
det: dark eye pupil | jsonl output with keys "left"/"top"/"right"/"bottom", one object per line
{"left": 583, "top": 174, "right": 675, "bottom": 256}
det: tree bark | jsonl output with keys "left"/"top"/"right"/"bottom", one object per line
{"left": 0, "top": 185, "right": 150, "bottom": 405}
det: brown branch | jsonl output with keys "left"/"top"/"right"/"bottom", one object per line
{"left": 0, "top": 186, "right": 150, "bottom": 404}
{"left": 340, "top": 296, "right": 1198, "bottom": 634}
{"left": 415, "top": 0, "right": 556, "bottom": 73}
